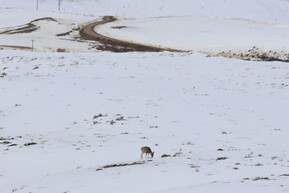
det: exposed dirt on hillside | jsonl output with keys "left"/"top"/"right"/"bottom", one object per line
{"left": 79, "top": 16, "right": 183, "bottom": 52}
{"left": 95, "top": 160, "right": 152, "bottom": 171}
{"left": 80, "top": 16, "right": 289, "bottom": 61}
{"left": 215, "top": 47, "right": 289, "bottom": 62}
{"left": 0, "top": 17, "right": 57, "bottom": 35}
{"left": 0, "top": 45, "right": 32, "bottom": 50}
{"left": 1, "top": 15, "right": 289, "bottom": 62}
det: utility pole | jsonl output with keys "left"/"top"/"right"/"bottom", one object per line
{"left": 31, "top": 40, "right": 34, "bottom": 51}
{"left": 58, "top": 0, "right": 62, "bottom": 11}
{"left": 36, "top": 0, "right": 39, "bottom": 10}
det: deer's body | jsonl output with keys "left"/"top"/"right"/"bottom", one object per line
{"left": 141, "top": 146, "right": 154, "bottom": 159}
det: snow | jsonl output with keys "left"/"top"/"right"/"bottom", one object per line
{"left": 96, "top": 16, "right": 289, "bottom": 53}
{"left": 0, "top": 18, "right": 91, "bottom": 52}
{"left": 1, "top": 51, "right": 289, "bottom": 193}
{"left": 1, "top": 0, "right": 289, "bottom": 193}
{"left": 0, "top": 8, "right": 92, "bottom": 29}
{"left": 1, "top": 0, "right": 289, "bottom": 22}
{"left": 2, "top": 0, "right": 289, "bottom": 54}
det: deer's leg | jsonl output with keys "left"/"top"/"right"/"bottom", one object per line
{"left": 141, "top": 152, "right": 144, "bottom": 159}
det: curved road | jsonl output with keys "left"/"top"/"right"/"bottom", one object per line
{"left": 80, "top": 16, "right": 182, "bottom": 52}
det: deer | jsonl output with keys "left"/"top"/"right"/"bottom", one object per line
{"left": 141, "top": 146, "right": 154, "bottom": 159}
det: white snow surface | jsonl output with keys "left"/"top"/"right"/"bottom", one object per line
{"left": 1, "top": 51, "right": 289, "bottom": 193}
{"left": 96, "top": 16, "right": 289, "bottom": 53}
{"left": 1, "top": 0, "right": 289, "bottom": 193}
{"left": 1, "top": 0, "right": 289, "bottom": 22}
{"left": 1, "top": 0, "right": 289, "bottom": 53}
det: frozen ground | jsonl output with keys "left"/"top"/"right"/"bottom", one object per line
{"left": 96, "top": 16, "right": 289, "bottom": 54}
{"left": 1, "top": 51, "right": 289, "bottom": 193}
{"left": 1, "top": 0, "right": 289, "bottom": 58}
{"left": 1, "top": 0, "right": 289, "bottom": 22}
{"left": 1, "top": 0, "right": 289, "bottom": 193}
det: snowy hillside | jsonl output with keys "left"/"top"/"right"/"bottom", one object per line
{"left": 1, "top": 0, "right": 289, "bottom": 22}
{"left": 96, "top": 16, "right": 289, "bottom": 56}
{"left": 1, "top": 0, "right": 289, "bottom": 193}
{"left": 1, "top": 50, "right": 289, "bottom": 193}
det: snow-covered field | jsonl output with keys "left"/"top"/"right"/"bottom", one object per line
{"left": 1, "top": 0, "right": 289, "bottom": 193}
{"left": 2, "top": 0, "right": 289, "bottom": 22}
{"left": 1, "top": 50, "right": 289, "bottom": 193}
{"left": 96, "top": 16, "right": 289, "bottom": 54}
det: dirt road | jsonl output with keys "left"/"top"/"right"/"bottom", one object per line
{"left": 80, "top": 16, "right": 182, "bottom": 52}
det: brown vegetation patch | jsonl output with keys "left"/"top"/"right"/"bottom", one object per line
{"left": 56, "top": 48, "right": 66, "bottom": 52}
{"left": 56, "top": 27, "right": 80, "bottom": 37}
{"left": 0, "top": 137, "right": 14, "bottom": 140}
{"left": 111, "top": 26, "right": 127, "bottom": 29}
{"left": 0, "top": 141, "right": 12, "bottom": 145}
{"left": 0, "top": 72, "right": 7, "bottom": 77}
{"left": 216, "top": 47, "right": 289, "bottom": 62}
{"left": 56, "top": 30, "right": 74, "bottom": 37}
{"left": 96, "top": 161, "right": 148, "bottom": 171}
{"left": 0, "top": 45, "right": 31, "bottom": 50}
{"left": 0, "top": 24, "right": 39, "bottom": 35}
{"left": 253, "top": 177, "right": 270, "bottom": 181}
{"left": 216, "top": 157, "right": 228, "bottom": 161}
{"left": 24, "top": 142, "right": 37, "bottom": 146}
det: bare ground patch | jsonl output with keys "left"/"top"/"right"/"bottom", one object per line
{"left": 0, "top": 45, "right": 32, "bottom": 50}
{"left": 96, "top": 160, "right": 150, "bottom": 171}
{"left": 0, "top": 17, "right": 57, "bottom": 35}
{"left": 215, "top": 47, "right": 289, "bottom": 62}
